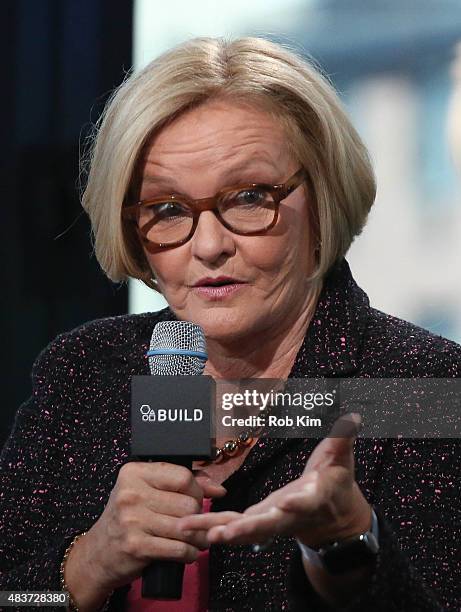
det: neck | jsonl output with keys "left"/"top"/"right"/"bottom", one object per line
{"left": 203, "top": 282, "right": 323, "bottom": 380}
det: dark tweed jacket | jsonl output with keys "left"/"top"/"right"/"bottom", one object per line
{"left": 0, "top": 259, "right": 460, "bottom": 611}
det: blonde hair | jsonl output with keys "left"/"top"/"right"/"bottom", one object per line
{"left": 82, "top": 36, "right": 376, "bottom": 290}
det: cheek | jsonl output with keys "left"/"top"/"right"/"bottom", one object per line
{"left": 145, "top": 251, "right": 187, "bottom": 292}
{"left": 245, "top": 226, "right": 311, "bottom": 279}
{"left": 278, "top": 207, "right": 313, "bottom": 274}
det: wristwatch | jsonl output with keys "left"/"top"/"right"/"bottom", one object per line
{"left": 297, "top": 508, "right": 380, "bottom": 575}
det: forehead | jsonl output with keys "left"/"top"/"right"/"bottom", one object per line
{"left": 141, "top": 99, "right": 293, "bottom": 178}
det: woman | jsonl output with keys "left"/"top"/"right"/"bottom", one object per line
{"left": 0, "top": 37, "right": 459, "bottom": 611}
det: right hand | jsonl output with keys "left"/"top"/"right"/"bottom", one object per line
{"left": 70, "top": 461, "right": 226, "bottom": 592}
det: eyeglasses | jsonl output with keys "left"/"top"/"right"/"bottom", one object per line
{"left": 122, "top": 168, "right": 307, "bottom": 253}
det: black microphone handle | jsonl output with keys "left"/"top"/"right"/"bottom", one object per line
{"left": 141, "top": 455, "right": 193, "bottom": 600}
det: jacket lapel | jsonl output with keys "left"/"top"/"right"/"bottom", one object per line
{"left": 223, "top": 258, "right": 386, "bottom": 496}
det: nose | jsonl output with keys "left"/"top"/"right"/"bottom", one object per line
{"left": 190, "top": 210, "right": 236, "bottom": 263}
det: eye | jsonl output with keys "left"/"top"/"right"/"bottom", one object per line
{"left": 139, "top": 200, "right": 192, "bottom": 227}
{"left": 234, "top": 188, "right": 267, "bottom": 206}
{"left": 155, "top": 201, "right": 188, "bottom": 219}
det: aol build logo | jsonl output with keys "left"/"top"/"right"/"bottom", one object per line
{"left": 140, "top": 404, "right": 203, "bottom": 422}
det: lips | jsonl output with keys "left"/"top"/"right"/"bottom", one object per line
{"left": 193, "top": 276, "right": 243, "bottom": 287}
{"left": 191, "top": 276, "right": 246, "bottom": 301}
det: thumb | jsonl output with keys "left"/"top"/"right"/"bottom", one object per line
{"left": 194, "top": 470, "right": 227, "bottom": 498}
{"left": 303, "top": 413, "right": 361, "bottom": 474}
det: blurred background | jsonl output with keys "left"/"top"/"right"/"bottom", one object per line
{"left": 2, "top": 0, "right": 461, "bottom": 448}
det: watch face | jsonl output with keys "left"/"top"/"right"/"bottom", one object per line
{"left": 320, "top": 533, "right": 379, "bottom": 575}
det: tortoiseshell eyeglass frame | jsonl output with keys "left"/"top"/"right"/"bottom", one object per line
{"left": 122, "top": 167, "right": 308, "bottom": 253}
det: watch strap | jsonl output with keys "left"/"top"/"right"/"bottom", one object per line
{"left": 296, "top": 507, "right": 379, "bottom": 569}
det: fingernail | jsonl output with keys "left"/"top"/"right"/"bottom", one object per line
{"left": 204, "top": 477, "right": 225, "bottom": 487}
{"left": 349, "top": 413, "right": 363, "bottom": 429}
{"left": 208, "top": 527, "right": 226, "bottom": 543}
{"left": 216, "top": 526, "right": 229, "bottom": 539}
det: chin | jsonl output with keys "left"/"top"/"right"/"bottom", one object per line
{"left": 189, "top": 309, "right": 258, "bottom": 344}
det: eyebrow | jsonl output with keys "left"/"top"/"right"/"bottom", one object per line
{"left": 141, "top": 159, "right": 281, "bottom": 191}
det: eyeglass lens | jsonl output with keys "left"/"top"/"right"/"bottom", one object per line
{"left": 139, "top": 186, "right": 277, "bottom": 244}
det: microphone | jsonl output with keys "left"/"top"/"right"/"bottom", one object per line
{"left": 130, "top": 321, "right": 214, "bottom": 600}
{"left": 148, "top": 321, "right": 207, "bottom": 376}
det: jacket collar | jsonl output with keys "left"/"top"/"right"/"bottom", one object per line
{"left": 290, "top": 258, "right": 370, "bottom": 379}
{"left": 217, "top": 258, "right": 373, "bottom": 480}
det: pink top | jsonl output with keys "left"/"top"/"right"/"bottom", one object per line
{"left": 127, "top": 498, "right": 211, "bottom": 611}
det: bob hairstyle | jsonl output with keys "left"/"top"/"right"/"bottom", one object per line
{"left": 82, "top": 36, "right": 376, "bottom": 290}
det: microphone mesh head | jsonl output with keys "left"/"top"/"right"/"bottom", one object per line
{"left": 149, "top": 321, "right": 207, "bottom": 375}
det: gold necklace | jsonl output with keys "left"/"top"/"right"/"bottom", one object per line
{"left": 210, "top": 431, "right": 259, "bottom": 463}
{"left": 200, "top": 380, "right": 283, "bottom": 464}
{"left": 199, "top": 410, "right": 272, "bottom": 464}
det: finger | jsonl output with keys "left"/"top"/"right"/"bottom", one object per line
{"left": 136, "top": 462, "right": 205, "bottom": 501}
{"left": 143, "top": 489, "right": 202, "bottom": 518}
{"left": 207, "top": 507, "right": 290, "bottom": 545}
{"left": 137, "top": 534, "right": 202, "bottom": 564}
{"left": 193, "top": 471, "right": 227, "bottom": 498}
{"left": 137, "top": 511, "right": 209, "bottom": 550}
{"left": 329, "top": 413, "right": 361, "bottom": 438}
{"left": 182, "top": 530, "right": 209, "bottom": 551}
{"left": 178, "top": 511, "right": 242, "bottom": 532}
{"left": 277, "top": 481, "right": 317, "bottom": 512}
{"left": 304, "top": 413, "right": 360, "bottom": 473}
{"left": 242, "top": 480, "right": 303, "bottom": 516}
